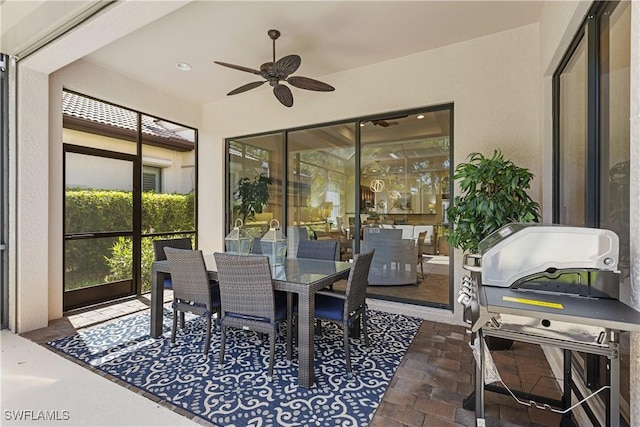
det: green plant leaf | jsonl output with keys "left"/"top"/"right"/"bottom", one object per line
{"left": 447, "top": 149, "right": 540, "bottom": 253}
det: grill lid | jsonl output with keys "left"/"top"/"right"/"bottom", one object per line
{"left": 478, "top": 224, "right": 619, "bottom": 288}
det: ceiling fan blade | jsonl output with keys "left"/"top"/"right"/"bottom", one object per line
{"left": 274, "top": 54, "right": 301, "bottom": 76}
{"left": 371, "top": 120, "right": 390, "bottom": 127}
{"left": 227, "top": 81, "right": 266, "bottom": 96}
{"left": 214, "top": 61, "right": 262, "bottom": 76}
{"left": 273, "top": 84, "right": 293, "bottom": 107}
{"left": 287, "top": 76, "right": 335, "bottom": 92}
{"left": 382, "top": 115, "right": 409, "bottom": 120}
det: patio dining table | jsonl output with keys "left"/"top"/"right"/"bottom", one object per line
{"left": 151, "top": 254, "right": 352, "bottom": 388}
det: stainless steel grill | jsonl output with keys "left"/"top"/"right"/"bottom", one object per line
{"left": 458, "top": 223, "right": 640, "bottom": 427}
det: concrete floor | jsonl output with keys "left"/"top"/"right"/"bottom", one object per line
{"left": 1, "top": 330, "right": 197, "bottom": 426}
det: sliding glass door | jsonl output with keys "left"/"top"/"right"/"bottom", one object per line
{"left": 225, "top": 105, "right": 453, "bottom": 309}
{"left": 553, "top": 1, "right": 631, "bottom": 422}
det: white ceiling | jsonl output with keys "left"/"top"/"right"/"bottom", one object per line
{"left": 3, "top": 1, "right": 545, "bottom": 106}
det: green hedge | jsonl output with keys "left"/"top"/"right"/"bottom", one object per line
{"left": 65, "top": 190, "right": 194, "bottom": 292}
{"left": 65, "top": 190, "right": 194, "bottom": 234}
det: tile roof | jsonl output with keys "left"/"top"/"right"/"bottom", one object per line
{"left": 62, "top": 91, "right": 192, "bottom": 143}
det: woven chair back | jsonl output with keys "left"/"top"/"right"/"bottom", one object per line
{"left": 344, "top": 249, "right": 375, "bottom": 315}
{"left": 153, "top": 237, "right": 192, "bottom": 261}
{"left": 297, "top": 239, "right": 339, "bottom": 261}
{"left": 164, "top": 248, "right": 212, "bottom": 309}
{"left": 213, "top": 253, "right": 275, "bottom": 321}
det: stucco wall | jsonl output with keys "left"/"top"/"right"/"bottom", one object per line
{"left": 12, "top": 67, "right": 50, "bottom": 332}
{"left": 199, "top": 23, "right": 541, "bottom": 324}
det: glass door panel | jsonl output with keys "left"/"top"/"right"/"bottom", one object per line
{"left": 359, "top": 111, "right": 452, "bottom": 307}
{"left": 64, "top": 149, "right": 136, "bottom": 310}
{"left": 287, "top": 124, "right": 355, "bottom": 259}
{"left": 558, "top": 35, "right": 587, "bottom": 226}
{"left": 227, "top": 134, "right": 284, "bottom": 238}
{"left": 140, "top": 115, "right": 197, "bottom": 292}
{"left": 599, "top": 1, "right": 631, "bottom": 418}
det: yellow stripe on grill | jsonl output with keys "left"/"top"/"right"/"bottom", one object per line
{"left": 502, "top": 296, "right": 564, "bottom": 310}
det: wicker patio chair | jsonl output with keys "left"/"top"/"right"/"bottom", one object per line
{"left": 213, "top": 252, "right": 288, "bottom": 377}
{"left": 295, "top": 249, "right": 374, "bottom": 378}
{"left": 297, "top": 239, "right": 340, "bottom": 261}
{"left": 153, "top": 237, "right": 193, "bottom": 288}
{"left": 297, "top": 239, "right": 340, "bottom": 294}
{"left": 164, "top": 247, "right": 222, "bottom": 355}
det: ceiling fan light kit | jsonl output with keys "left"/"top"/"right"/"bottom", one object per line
{"left": 215, "top": 29, "right": 334, "bottom": 107}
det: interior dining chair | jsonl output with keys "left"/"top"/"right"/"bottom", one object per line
{"left": 153, "top": 237, "right": 193, "bottom": 288}
{"left": 295, "top": 249, "right": 375, "bottom": 378}
{"left": 163, "top": 247, "right": 222, "bottom": 355}
{"left": 297, "top": 239, "right": 340, "bottom": 261}
{"left": 297, "top": 239, "right": 340, "bottom": 294}
{"left": 213, "top": 252, "right": 288, "bottom": 377}
{"left": 417, "top": 230, "right": 437, "bottom": 279}
{"left": 250, "top": 237, "right": 263, "bottom": 254}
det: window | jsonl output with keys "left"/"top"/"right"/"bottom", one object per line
{"left": 142, "top": 166, "right": 161, "bottom": 192}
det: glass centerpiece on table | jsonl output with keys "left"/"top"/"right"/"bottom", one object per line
{"left": 260, "top": 219, "right": 288, "bottom": 266}
{"left": 224, "top": 219, "right": 252, "bottom": 254}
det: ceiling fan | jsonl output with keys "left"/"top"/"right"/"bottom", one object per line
{"left": 367, "top": 115, "right": 409, "bottom": 127}
{"left": 214, "top": 29, "right": 335, "bottom": 107}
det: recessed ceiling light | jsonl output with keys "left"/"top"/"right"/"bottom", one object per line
{"left": 417, "top": 114, "right": 425, "bottom": 119}
{"left": 360, "top": 123, "right": 365, "bottom": 127}
{"left": 176, "top": 62, "right": 192, "bottom": 71}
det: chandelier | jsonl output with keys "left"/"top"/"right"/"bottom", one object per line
{"left": 370, "top": 179, "right": 385, "bottom": 193}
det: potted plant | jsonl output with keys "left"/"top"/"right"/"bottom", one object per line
{"left": 446, "top": 149, "right": 540, "bottom": 253}
{"left": 232, "top": 173, "right": 273, "bottom": 224}
{"left": 446, "top": 149, "right": 540, "bottom": 350}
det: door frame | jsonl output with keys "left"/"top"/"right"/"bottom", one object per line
{"left": 0, "top": 54, "right": 9, "bottom": 328}
{"left": 63, "top": 144, "right": 140, "bottom": 311}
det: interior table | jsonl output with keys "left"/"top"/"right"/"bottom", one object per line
{"left": 151, "top": 254, "right": 352, "bottom": 389}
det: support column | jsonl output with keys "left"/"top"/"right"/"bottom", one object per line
{"left": 12, "top": 64, "right": 50, "bottom": 332}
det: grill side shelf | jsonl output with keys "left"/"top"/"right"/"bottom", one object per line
{"left": 481, "top": 286, "right": 640, "bottom": 333}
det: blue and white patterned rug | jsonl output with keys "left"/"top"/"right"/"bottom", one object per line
{"left": 48, "top": 306, "right": 421, "bottom": 426}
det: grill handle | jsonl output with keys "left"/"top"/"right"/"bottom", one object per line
{"left": 462, "top": 253, "right": 482, "bottom": 272}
